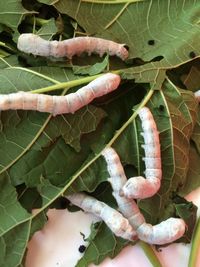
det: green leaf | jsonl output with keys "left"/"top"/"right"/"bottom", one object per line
{"left": 67, "top": 82, "right": 147, "bottom": 193}
{"left": 65, "top": 77, "right": 198, "bottom": 261}
{"left": 0, "top": 221, "right": 31, "bottom": 267}
{"left": 0, "top": 65, "right": 107, "bottom": 264}
{"left": 191, "top": 107, "right": 200, "bottom": 154}
{"left": 173, "top": 195, "right": 197, "bottom": 243}
{"left": 0, "top": 66, "right": 84, "bottom": 93}
{"left": 0, "top": 55, "right": 21, "bottom": 68}
{"left": 1, "top": 2, "right": 200, "bottom": 266}
{"left": 121, "top": 64, "right": 167, "bottom": 89}
{"left": 182, "top": 66, "right": 200, "bottom": 91}
{"left": 138, "top": 80, "right": 198, "bottom": 226}
{"left": 36, "top": 18, "right": 58, "bottom": 40}
{"left": 0, "top": 66, "right": 100, "bottom": 181}
{"left": 0, "top": 0, "right": 31, "bottom": 33}
{"left": 76, "top": 222, "right": 131, "bottom": 267}
{"left": 179, "top": 144, "right": 200, "bottom": 196}
{"left": 0, "top": 173, "right": 30, "bottom": 236}
{"left": 73, "top": 55, "right": 109, "bottom": 76}
{"left": 38, "top": 0, "right": 55, "bottom": 4}
{"left": 44, "top": 106, "right": 107, "bottom": 152}
{"left": 52, "top": 0, "right": 200, "bottom": 66}
{"left": 8, "top": 106, "right": 106, "bottom": 188}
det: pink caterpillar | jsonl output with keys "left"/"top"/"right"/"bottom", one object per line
{"left": 122, "top": 107, "right": 162, "bottom": 199}
{"left": 0, "top": 73, "right": 120, "bottom": 116}
{"left": 102, "top": 147, "right": 185, "bottom": 245}
{"left": 17, "top": 34, "right": 129, "bottom": 60}
{"left": 194, "top": 90, "right": 200, "bottom": 101}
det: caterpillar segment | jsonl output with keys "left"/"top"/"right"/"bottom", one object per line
{"left": 66, "top": 193, "right": 137, "bottom": 241}
{"left": 122, "top": 107, "right": 162, "bottom": 199}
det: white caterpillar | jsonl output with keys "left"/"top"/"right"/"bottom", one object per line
{"left": 102, "top": 147, "right": 186, "bottom": 245}
{"left": 66, "top": 193, "right": 137, "bottom": 241}
{"left": 121, "top": 107, "right": 162, "bottom": 199}
{"left": 17, "top": 34, "right": 129, "bottom": 60}
{"left": 194, "top": 90, "right": 200, "bottom": 101}
{"left": 0, "top": 73, "right": 120, "bottom": 116}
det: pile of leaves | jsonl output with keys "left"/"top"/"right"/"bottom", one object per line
{"left": 0, "top": 0, "right": 200, "bottom": 266}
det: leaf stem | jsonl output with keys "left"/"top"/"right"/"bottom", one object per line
{"left": 81, "top": 0, "right": 144, "bottom": 4}
{"left": 107, "top": 88, "right": 154, "bottom": 146}
{"left": 0, "top": 57, "right": 12, "bottom": 67}
{"left": 10, "top": 67, "right": 60, "bottom": 85}
{"left": 30, "top": 70, "right": 121, "bottom": 94}
{"left": 188, "top": 216, "right": 200, "bottom": 267}
{"left": 30, "top": 73, "right": 103, "bottom": 94}
{"left": 139, "top": 241, "right": 163, "bottom": 267}
{"left": 0, "top": 41, "right": 16, "bottom": 53}
{"left": 27, "top": 16, "right": 51, "bottom": 27}
{"left": 0, "top": 42, "right": 16, "bottom": 52}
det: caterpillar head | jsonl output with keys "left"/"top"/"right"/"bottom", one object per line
{"left": 17, "top": 33, "right": 50, "bottom": 57}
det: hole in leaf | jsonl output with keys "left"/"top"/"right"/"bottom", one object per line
{"left": 151, "top": 55, "right": 164, "bottom": 62}
{"left": 148, "top": 40, "right": 155, "bottom": 45}
{"left": 16, "top": 184, "right": 42, "bottom": 212}
{"left": 124, "top": 164, "right": 138, "bottom": 178}
{"left": 158, "top": 105, "right": 165, "bottom": 112}
{"left": 124, "top": 45, "right": 129, "bottom": 51}
{"left": 189, "top": 51, "right": 196, "bottom": 59}
{"left": 58, "top": 197, "right": 69, "bottom": 209}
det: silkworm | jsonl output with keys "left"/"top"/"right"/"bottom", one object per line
{"left": 194, "top": 90, "right": 200, "bottom": 101}
{"left": 121, "top": 107, "right": 162, "bottom": 199}
{"left": 102, "top": 147, "right": 186, "bottom": 245}
{"left": 66, "top": 193, "right": 137, "bottom": 241}
{"left": 17, "top": 34, "right": 129, "bottom": 60}
{"left": 0, "top": 73, "right": 120, "bottom": 116}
